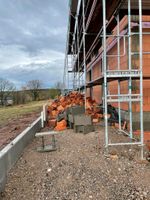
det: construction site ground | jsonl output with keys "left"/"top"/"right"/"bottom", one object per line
{"left": 1, "top": 127, "right": 150, "bottom": 200}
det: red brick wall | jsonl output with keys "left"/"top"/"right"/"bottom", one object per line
{"left": 92, "top": 61, "right": 101, "bottom": 80}
{"left": 92, "top": 85, "right": 102, "bottom": 103}
{"left": 86, "top": 16, "right": 150, "bottom": 112}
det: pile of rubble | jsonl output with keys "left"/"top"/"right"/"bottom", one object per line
{"left": 47, "top": 91, "right": 103, "bottom": 131}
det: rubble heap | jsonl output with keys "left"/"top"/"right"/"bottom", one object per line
{"left": 47, "top": 91, "right": 103, "bottom": 131}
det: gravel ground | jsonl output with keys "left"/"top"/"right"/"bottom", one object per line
{"left": 1, "top": 127, "right": 150, "bottom": 200}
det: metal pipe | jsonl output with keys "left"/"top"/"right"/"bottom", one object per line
{"left": 72, "top": 45, "right": 76, "bottom": 90}
{"left": 67, "top": 55, "right": 69, "bottom": 91}
{"left": 74, "top": 37, "right": 78, "bottom": 90}
{"left": 128, "top": 0, "right": 133, "bottom": 139}
{"left": 117, "top": 14, "right": 122, "bottom": 131}
{"left": 102, "top": 0, "right": 108, "bottom": 148}
{"left": 119, "top": 129, "right": 132, "bottom": 137}
{"left": 82, "top": 0, "right": 86, "bottom": 110}
{"left": 108, "top": 142, "right": 142, "bottom": 146}
{"left": 63, "top": 57, "right": 66, "bottom": 92}
{"left": 63, "top": 1, "right": 73, "bottom": 92}
{"left": 72, "top": 0, "right": 98, "bottom": 71}
{"left": 85, "top": 0, "right": 97, "bottom": 30}
{"left": 85, "top": 30, "right": 150, "bottom": 72}
{"left": 72, "top": 0, "right": 82, "bottom": 47}
{"left": 84, "top": 16, "right": 118, "bottom": 66}
{"left": 77, "top": 14, "right": 81, "bottom": 92}
{"left": 107, "top": 36, "right": 126, "bottom": 57}
{"left": 86, "top": 36, "right": 127, "bottom": 74}
{"left": 131, "top": 51, "right": 150, "bottom": 55}
{"left": 139, "top": 0, "right": 144, "bottom": 160}
{"left": 107, "top": 94, "right": 140, "bottom": 97}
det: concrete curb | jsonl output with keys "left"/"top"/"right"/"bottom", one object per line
{"left": 0, "top": 116, "right": 42, "bottom": 193}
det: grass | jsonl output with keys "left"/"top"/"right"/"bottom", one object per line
{"left": 0, "top": 100, "right": 47, "bottom": 126}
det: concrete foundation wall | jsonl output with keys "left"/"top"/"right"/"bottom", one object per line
{"left": 0, "top": 116, "right": 42, "bottom": 193}
{"left": 120, "top": 110, "right": 150, "bottom": 131}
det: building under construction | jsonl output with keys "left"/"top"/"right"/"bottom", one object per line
{"left": 63, "top": 0, "right": 150, "bottom": 158}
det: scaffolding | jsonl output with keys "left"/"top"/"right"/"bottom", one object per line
{"left": 63, "top": 0, "right": 149, "bottom": 159}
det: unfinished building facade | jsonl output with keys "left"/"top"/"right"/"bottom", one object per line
{"left": 63, "top": 0, "right": 150, "bottom": 158}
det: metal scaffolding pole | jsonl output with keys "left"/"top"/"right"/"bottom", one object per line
{"left": 91, "top": 67, "right": 93, "bottom": 99}
{"left": 139, "top": 0, "right": 144, "bottom": 159}
{"left": 63, "top": 1, "right": 73, "bottom": 93}
{"left": 74, "top": 41, "right": 78, "bottom": 90}
{"left": 101, "top": 0, "right": 144, "bottom": 158}
{"left": 82, "top": 0, "right": 86, "bottom": 110}
{"left": 102, "top": 0, "right": 108, "bottom": 148}
{"left": 77, "top": 14, "right": 81, "bottom": 92}
{"left": 64, "top": 0, "right": 145, "bottom": 159}
{"left": 72, "top": 48, "right": 75, "bottom": 90}
{"left": 63, "top": 60, "right": 66, "bottom": 93}
{"left": 67, "top": 55, "right": 70, "bottom": 91}
{"left": 72, "top": 0, "right": 98, "bottom": 86}
{"left": 73, "top": 0, "right": 82, "bottom": 45}
{"left": 128, "top": 0, "right": 133, "bottom": 139}
{"left": 117, "top": 14, "right": 122, "bottom": 131}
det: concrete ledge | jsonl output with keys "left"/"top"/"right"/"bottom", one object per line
{"left": 0, "top": 116, "right": 42, "bottom": 192}
{"left": 119, "top": 111, "right": 150, "bottom": 130}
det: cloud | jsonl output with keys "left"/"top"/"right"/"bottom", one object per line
{"left": 0, "top": 0, "right": 68, "bottom": 88}
{"left": 0, "top": 60, "right": 64, "bottom": 89}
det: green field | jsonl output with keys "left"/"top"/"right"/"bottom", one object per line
{"left": 0, "top": 101, "right": 47, "bottom": 126}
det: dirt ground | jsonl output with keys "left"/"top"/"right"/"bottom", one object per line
{"left": 0, "top": 113, "right": 40, "bottom": 150}
{"left": 0, "top": 100, "right": 46, "bottom": 150}
{"left": 1, "top": 126, "right": 150, "bottom": 200}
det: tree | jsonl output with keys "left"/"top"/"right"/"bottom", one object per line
{"left": 26, "top": 80, "right": 42, "bottom": 101}
{"left": 0, "top": 78, "right": 15, "bottom": 106}
{"left": 13, "top": 86, "right": 32, "bottom": 105}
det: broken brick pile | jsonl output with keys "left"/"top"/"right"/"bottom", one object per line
{"left": 46, "top": 91, "right": 150, "bottom": 152}
{"left": 47, "top": 91, "right": 103, "bottom": 131}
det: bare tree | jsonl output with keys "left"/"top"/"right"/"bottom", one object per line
{"left": 26, "top": 80, "right": 42, "bottom": 101}
{"left": 0, "top": 78, "right": 15, "bottom": 106}
{"left": 13, "top": 86, "right": 32, "bottom": 105}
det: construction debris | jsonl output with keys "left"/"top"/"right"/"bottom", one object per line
{"left": 46, "top": 91, "right": 128, "bottom": 132}
{"left": 46, "top": 91, "right": 104, "bottom": 131}
{"left": 54, "top": 119, "right": 67, "bottom": 131}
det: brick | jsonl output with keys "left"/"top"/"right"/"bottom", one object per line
{"left": 48, "top": 119, "right": 57, "bottom": 128}
{"left": 57, "top": 105, "right": 64, "bottom": 112}
{"left": 54, "top": 119, "right": 67, "bottom": 131}
{"left": 47, "top": 91, "right": 104, "bottom": 130}
{"left": 93, "top": 118, "right": 99, "bottom": 123}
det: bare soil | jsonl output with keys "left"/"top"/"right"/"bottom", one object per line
{"left": 0, "top": 112, "right": 40, "bottom": 150}
{"left": 1, "top": 126, "right": 150, "bottom": 200}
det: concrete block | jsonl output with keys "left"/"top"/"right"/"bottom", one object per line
{"left": 64, "top": 109, "right": 69, "bottom": 121}
{"left": 121, "top": 111, "right": 150, "bottom": 131}
{"left": 68, "top": 114, "right": 74, "bottom": 123}
{"left": 74, "top": 114, "right": 92, "bottom": 126}
{"left": 74, "top": 125, "right": 95, "bottom": 134}
{"left": 69, "top": 122, "right": 73, "bottom": 129}
{"left": 66, "top": 106, "right": 85, "bottom": 117}
{"left": 67, "top": 106, "right": 85, "bottom": 125}
{"left": 70, "top": 106, "right": 85, "bottom": 115}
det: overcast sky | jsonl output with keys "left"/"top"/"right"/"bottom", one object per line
{"left": 0, "top": 0, "right": 68, "bottom": 89}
